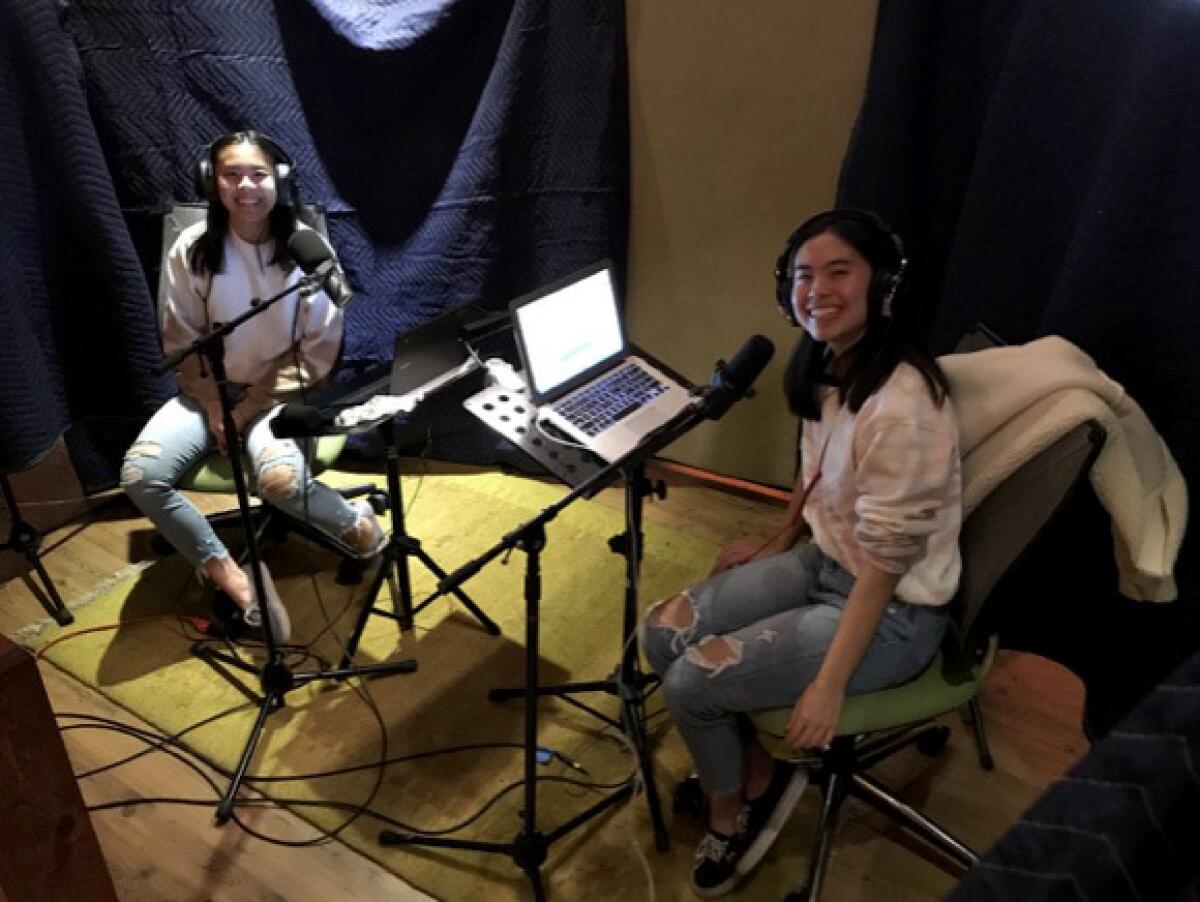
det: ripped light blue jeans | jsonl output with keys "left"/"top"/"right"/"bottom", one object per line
{"left": 641, "top": 542, "right": 948, "bottom": 795}
{"left": 121, "top": 394, "right": 362, "bottom": 571}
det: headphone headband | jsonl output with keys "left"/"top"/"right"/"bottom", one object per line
{"left": 195, "top": 130, "right": 297, "bottom": 207}
{"left": 773, "top": 208, "right": 907, "bottom": 327}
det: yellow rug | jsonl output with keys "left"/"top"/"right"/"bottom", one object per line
{"left": 17, "top": 469, "right": 818, "bottom": 900}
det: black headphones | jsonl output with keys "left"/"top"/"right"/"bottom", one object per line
{"left": 195, "top": 130, "right": 297, "bottom": 208}
{"left": 773, "top": 208, "right": 908, "bottom": 327}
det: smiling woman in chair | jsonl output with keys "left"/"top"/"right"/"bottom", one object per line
{"left": 641, "top": 209, "right": 962, "bottom": 897}
{"left": 120, "top": 131, "right": 385, "bottom": 643}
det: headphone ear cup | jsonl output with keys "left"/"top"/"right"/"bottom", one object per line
{"left": 869, "top": 268, "right": 897, "bottom": 316}
{"left": 879, "top": 257, "right": 907, "bottom": 317}
{"left": 195, "top": 157, "right": 214, "bottom": 201}
{"left": 774, "top": 235, "right": 801, "bottom": 326}
{"left": 273, "top": 162, "right": 294, "bottom": 207}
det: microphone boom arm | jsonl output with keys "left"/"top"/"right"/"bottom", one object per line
{"left": 154, "top": 272, "right": 321, "bottom": 376}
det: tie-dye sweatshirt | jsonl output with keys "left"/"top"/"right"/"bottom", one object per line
{"left": 800, "top": 362, "right": 962, "bottom": 605}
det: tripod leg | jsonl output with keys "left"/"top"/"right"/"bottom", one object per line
{"left": 526, "top": 865, "right": 546, "bottom": 902}
{"left": 26, "top": 548, "right": 73, "bottom": 626}
{"left": 377, "top": 420, "right": 498, "bottom": 635}
{"left": 620, "top": 683, "right": 670, "bottom": 851}
{"left": 216, "top": 690, "right": 277, "bottom": 824}
{"left": 2, "top": 473, "right": 73, "bottom": 625}
{"left": 410, "top": 545, "right": 500, "bottom": 635}
{"left": 340, "top": 552, "right": 396, "bottom": 669}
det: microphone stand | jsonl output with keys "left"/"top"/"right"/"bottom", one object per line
{"left": 1, "top": 472, "right": 73, "bottom": 625}
{"left": 379, "top": 394, "right": 719, "bottom": 897}
{"left": 156, "top": 276, "right": 417, "bottom": 824}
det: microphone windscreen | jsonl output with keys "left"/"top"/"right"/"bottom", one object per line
{"left": 287, "top": 229, "right": 334, "bottom": 274}
{"left": 271, "top": 403, "right": 329, "bottom": 438}
{"left": 722, "top": 334, "right": 776, "bottom": 392}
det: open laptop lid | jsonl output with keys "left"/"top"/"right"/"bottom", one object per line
{"left": 509, "top": 260, "right": 627, "bottom": 405}
{"left": 389, "top": 309, "right": 473, "bottom": 395}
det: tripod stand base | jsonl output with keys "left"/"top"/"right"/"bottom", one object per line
{"left": 490, "top": 674, "right": 671, "bottom": 853}
{"left": 207, "top": 653, "right": 418, "bottom": 824}
{"left": 379, "top": 784, "right": 635, "bottom": 900}
{"left": 1, "top": 473, "right": 73, "bottom": 626}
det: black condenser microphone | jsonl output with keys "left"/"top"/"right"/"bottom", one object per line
{"left": 287, "top": 229, "right": 355, "bottom": 307}
{"left": 270, "top": 402, "right": 331, "bottom": 439}
{"left": 695, "top": 334, "right": 776, "bottom": 421}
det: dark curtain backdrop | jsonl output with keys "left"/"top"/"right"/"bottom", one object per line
{"left": 0, "top": 0, "right": 170, "bottom": 481}
{"left": 1, "top": 0, "right": 628, "bottom": 490}
{"left": 837, "top": 0, "right": 1200, "bottom": 736}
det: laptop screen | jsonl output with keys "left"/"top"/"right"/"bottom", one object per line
{"left": 513, "top": 265, "right": 624, "bottom": 398}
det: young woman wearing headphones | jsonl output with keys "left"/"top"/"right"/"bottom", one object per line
{"left": 641, "top": 209, "right": 962, "bottom": 896}
{"left": 121, "top": 131, "right": 384, "bottom": 643}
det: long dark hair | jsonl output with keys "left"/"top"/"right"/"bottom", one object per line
{"left": 189, "top": 132, "right": 297, "bottom": 277}
{"left": 780, "top": 210, "right": 948, "bottom": 420}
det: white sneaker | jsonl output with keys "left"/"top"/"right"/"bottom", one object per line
{"left": 239, "top": 560, "right": 291, "bottom": 644}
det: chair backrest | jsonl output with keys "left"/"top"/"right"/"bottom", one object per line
{"left": 947, "top": 420, "right": 1106, "bottom": 674}
{"left": 155, "top": 201, "right": 329, "bottom": 311}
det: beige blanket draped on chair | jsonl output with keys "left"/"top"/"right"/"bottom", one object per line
{"left": 940, "top": 336, "right": 1187, "bottom": 602}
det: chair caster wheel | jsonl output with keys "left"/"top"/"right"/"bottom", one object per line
{"left": 917, "top": 725, "right": 951, "bottom": 756}
{"left": 368, "top": 490, "right": 389, "bottom": 515}
{"left": 673, "top": 773, "right": 704, "bottom": 819}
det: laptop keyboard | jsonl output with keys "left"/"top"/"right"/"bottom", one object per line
{"left": 552, "top": 361, "right": 668, "bottom": 437}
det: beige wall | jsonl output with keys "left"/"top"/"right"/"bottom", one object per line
{"left": 625, "top": 2, "right": 877, "bottom": 486}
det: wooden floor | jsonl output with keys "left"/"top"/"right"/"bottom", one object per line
{"left": 0, "top": 445, "right": 1090, "bottom": 901}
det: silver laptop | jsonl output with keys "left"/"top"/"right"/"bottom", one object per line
{"left": 510, "top": 261, "right": 692, "bottom": 462}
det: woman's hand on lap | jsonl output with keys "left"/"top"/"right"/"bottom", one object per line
{"left": 786, "top": 681, "right": 844, "bottom": 751}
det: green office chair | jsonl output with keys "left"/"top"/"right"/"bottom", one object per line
{"left": 675, "top": 420, "right": 1105, "bottom": 901}
{"left": 151, "top": 203, "right": 384, "bottom": 581}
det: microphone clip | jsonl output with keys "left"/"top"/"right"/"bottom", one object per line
{"left": 713, "top": 359, "right": 757, "bottom": 401}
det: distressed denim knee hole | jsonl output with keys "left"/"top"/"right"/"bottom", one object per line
{"left": 121, "top": 442, "right": 163, "bottom": 488}
{"left": 127, "top": 441, "right": 162, "bottom": 458}
{"left": 258, "top": 462, "right": 299, "bottom": 501}
{"left": 684, "top": 635, "right": 744, "bottom": 679}
{"left": 645, "top": 591, "right": 698, "bottom": 655}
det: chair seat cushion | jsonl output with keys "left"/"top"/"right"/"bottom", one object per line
{"left": 179, "top": 434, "right": 347, "bottom": 493}
{"left": 751, "top": 646, "right": 988, "bottom": 760}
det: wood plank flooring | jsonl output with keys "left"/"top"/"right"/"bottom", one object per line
{"left": 0, "top": 445, "right": 1088, "bottom": 900}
